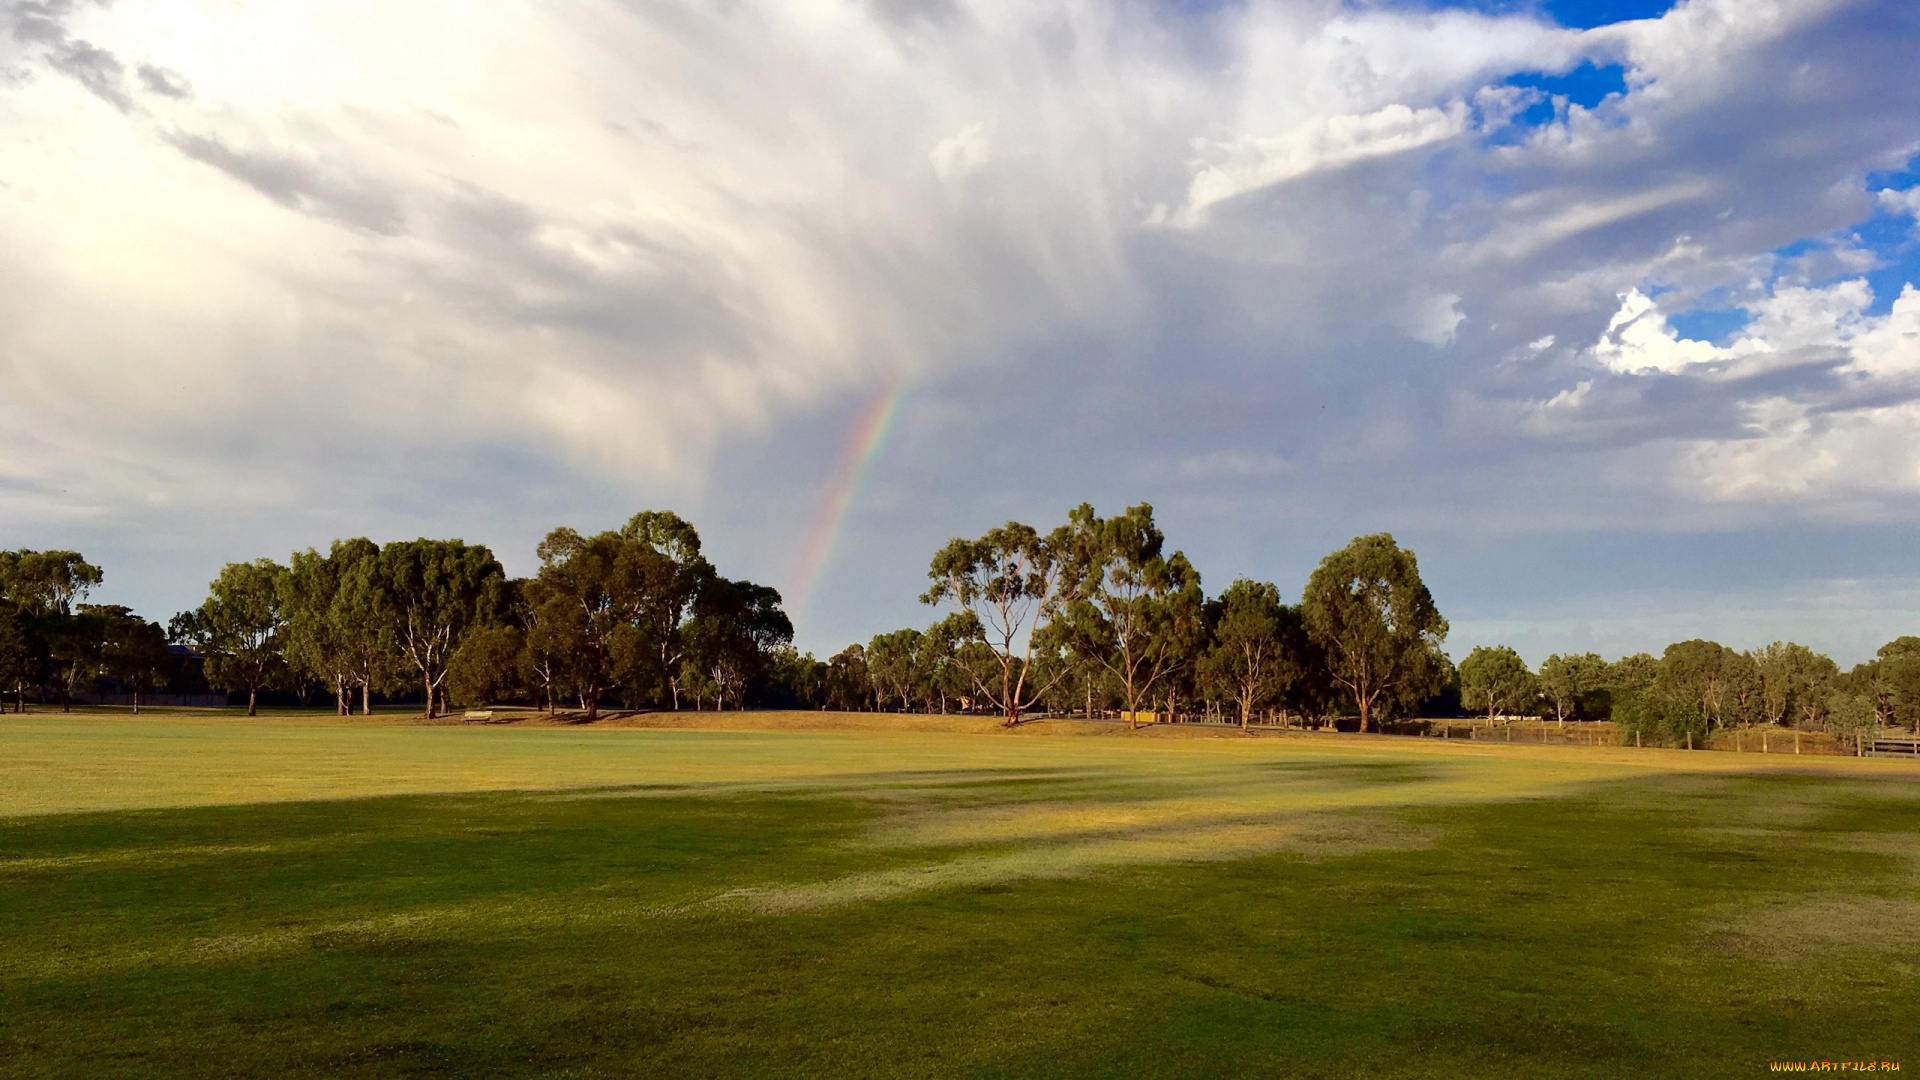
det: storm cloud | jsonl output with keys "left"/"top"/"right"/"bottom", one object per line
{"left": 2, "top": 0, "right": 1918, "bottom": 659}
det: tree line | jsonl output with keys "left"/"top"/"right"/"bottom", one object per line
{"left": 0, "top": 513, "right": 793, "bottom": 718}
{"left": 828, "top": 504, "right": 1443, "bottom": 730}
{"left": 1, "top": 502, "right": 1911, "bottom": 746}
{"left": 1454, "top": 639, "right": 1906, "bottom": 748}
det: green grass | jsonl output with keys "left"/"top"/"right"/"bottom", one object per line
{"left": 1, "top": 716, "right": 1916, "bottom": 1078}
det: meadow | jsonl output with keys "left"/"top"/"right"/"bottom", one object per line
{"left": 1, "top": 711, "right": 1916, "bottom": 1078}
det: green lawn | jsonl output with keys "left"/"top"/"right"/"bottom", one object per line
{"left": 1, "top": 715, "right": 1915, "bottom": 1077}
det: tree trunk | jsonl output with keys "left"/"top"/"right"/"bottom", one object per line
{"left": 1240, "top": 696, "right": 1250, "bottom": 732}
{"left": 423, "top": 673, "right": 435, "bottom": 718}
{"left": 248, "top": 685, "right": 258, "bottom": 717}
{"left": 132, "top": 690, "right": 141, "bottom": 716}
{"left": 361, "top": 681, "right": 372, "bottom": 716}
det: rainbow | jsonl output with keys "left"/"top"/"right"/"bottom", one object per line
{"left": 787, "top": 378, "right": 909, "bottom": 617}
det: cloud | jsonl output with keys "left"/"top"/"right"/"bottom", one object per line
{"left": 1880, "top": 185, "right": 1920, "bottom": 222}
{"left": 1, "top": 0, "right": 1918, "bottom": 646}
{"left": 1559, "top": 278, "right": 1920, "bottom": 501}
{"left": 1182, "top": 101, "right": 1469, "bottom": 223}
{"left": 135, "top": 62, "right": 189, "bottom": 99}
{"left": 930, "top": 122, "right": 992, "bottom": 182}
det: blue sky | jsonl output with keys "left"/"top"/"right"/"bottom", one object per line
{"left": 3, "top": 0, "right": 1920, "bottom": 665}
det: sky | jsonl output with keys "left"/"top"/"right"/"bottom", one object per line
{"left": 3, "top": 0, "right": 1920, "bottom": 666}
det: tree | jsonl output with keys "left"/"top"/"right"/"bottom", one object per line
{"left": 922, "top": 518, "right": 1077, "bottom": 726}
{"left": 682, "top": 578, "right": 792, "bottom": 710}
{"left": 0, "top": 550, "right": 102, "bottom": 617}
{"left": 1657, "top": 640, "right": 1738, "bottom": 731}
{"left": 921, "top": 620, "right": 973, "bottom": 714}
{"left": 1607, "top": 653, "right": 1660, "bottom": 697}
{"left": 370, "top": 539, "right": 508, "bottom": 718}
{"left": 867, "top": 628, "right": 927, "bottom": 712}
{"left": 1199, "top": 578, "right": 1303, "bottom": 731}
{"left": 198, "top": 559, "right": 288, "bottom": 716}
{"left": 93, "top": 606, "right": 171, "bottom": 714}
{"left": 1872, "top": 637, "right": 1920, "bottom": 733}
{"left": 1825, "top": 690, "right": 1877, "bottom": 753}
{"left": 1753, "top": 641, "right": 1837, "bottom": 730}
{"left": 512, "top": 578, "right": 565, "bottom": 714}
{"left": 767, "top": 645, "right": 829, "bottom": 710}
{"left": 1299, "top": 534, "right": 1448, "bottom": 733}
{"left": 447, "top": 625, "right": 525, "bottom": 708}
{"left": 1458, "top": 645, "right": 1537, "bottom": 723}
{"left": 0, "top": 549, "right": 103, "bottom": 711}
{"left": 1537, "top": 652, "right": 1606, "bottom": 723}
{"left": 0, "top": 602, "right": 38, "bottom": 713}
{"left": 530, "top": 527, "right": 670, "bottom": 719}
{"left": 1722, "top": 649, "right": 1763, "bottom": 728}
{"left": 620, "top": 511, "right": 712, "bottom": 709}
{"left": 825, "top": 644, "right": 872, "bottom": 712}
{"left": 282, "top": 539, "right": 387, "bottom": 716}
{"left": 1613, "top": 684, "right": 1706, "bottom": 748}
{"left": 1054, "top": 503, "right": 1204, "bottom": 729}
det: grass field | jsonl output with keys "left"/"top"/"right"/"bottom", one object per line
{"left": 2, "top": 712, "right": 1917, "bottom": 1077}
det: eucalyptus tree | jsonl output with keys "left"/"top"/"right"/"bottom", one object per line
{"left": 48, "top": 604, "right": 110, "bottom": 711}
{"left": 1753, "top": 642, "right": 1796, "bottom": 727}
{"left": 86, "top": 605, "right": 170, "bottom": 714}
{"left": 282, "top": 539, "right": 386, "bottom": 716}
{"left": 922, "top": 517, "right": 1077, "bottom": 725}
{"left": 1458, "top": 645, "right": 1537, "bottom": 724}
{"left": 1825, "top": 689, "right": 1877, "bottom": 750}
{"left": 372, "top": 539, "right": 508, "bottom": 718}
{"left": 0, "top": 549, "right": 102, "bottom": 617}
{"left": 1605, "top": 652, "right": 1660, "bottom": 712}
{"left": 867, "top": 628, "right": 926, "bottom": 712}
{"left": 1053, "top": 503, "right": 1204, "bottom": 729}
{"left": 620, "top": 510, "right": 713, "bottom": 708}
{"left": 0, "top": 604, "right": 36, "bottom": 713}
{"left": 1299, "top": 534, "right": 1448, "bottom": 733}
{"left": 682, "top": 577, "right": 792, "bottom": 710}
{"left": 513, "top": 578, "right": 565, "bottom": 714}
{"left": 197, "top": 559, "right": 289, "bottom": 716}
{"left": 447, "top": 625, "right": 525, "bottom": 708}
{"left": 826, "top": 644, "right": 872, "bottom": 712}
{"left": 769, "top": 645, "right": 829, "bottom": 710}
{"left": 1872, "top": 637, "right": 1920, "bottom": 732}
{"left": 917, "top": 619, "right": 979, "bottom": 715}
{"left": 1537, "top": 652, "right": 1606, "bottom": 723}
{"left": 0, "top": 549, "right": 102, "bottom": 710}
{"left": 1785, "top": 645, "right": 1841, "bottom": 730}
{"left": 1658, "top": 640, "right": 1738, "bottom": 731}
{"left": 530, "top": 527, "right": 677, "bottom": 719}
{"left": 1199, "top": 578, "right": 1303, "bottom": 731}
{"left": 1723, "top": 649, "right": 1764, "bottom": 728}
{"left": 1748, "top": 641, "right": 1838, "bottom": 730}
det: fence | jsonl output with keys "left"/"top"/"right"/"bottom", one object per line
{"left": 1387, "top": 719, "right": 1853, "bottom": 755}
{"left": 80, "top": 693, "right": 232, "bottom": 708}
{"left": 1865, "top": 737, "right": 1920, "bottom": 759}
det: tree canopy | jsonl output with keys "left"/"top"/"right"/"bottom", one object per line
{"left": 1299, "top": 534, "right": 1448, "bottom": 732}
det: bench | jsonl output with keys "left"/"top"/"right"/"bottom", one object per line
{"left": 463, "top": 710, "right": 493, "bottom": 722}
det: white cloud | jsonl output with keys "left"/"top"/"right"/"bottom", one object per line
{"left": 1567, "top": 281, "right": 1920, "bottom": 501}
{"left": 1880, "top": 185, "right": 1920, "bottom": 222}
{"left": 1182, "top": 101, "right": 1469, "bottom": 223}
{"left": 930, "top": 122, "right": 993, "bottom": 182}
{"left": 1, "top": 0, "right": 1918, "bottom": 636}
{"left": 1587, "top": 288, "right": 1738, "bottom": 374}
